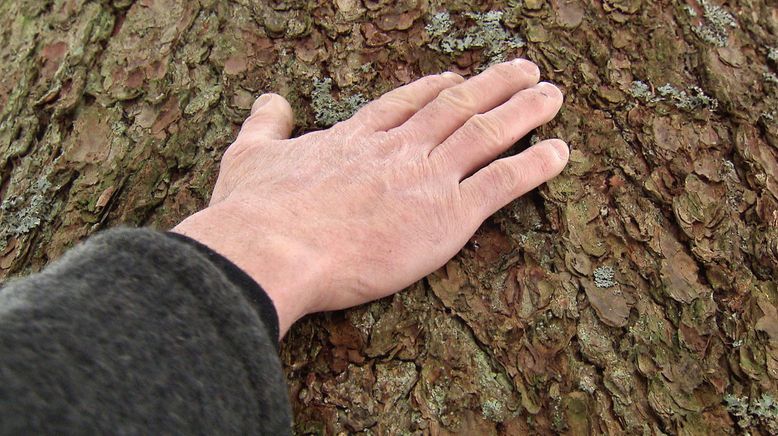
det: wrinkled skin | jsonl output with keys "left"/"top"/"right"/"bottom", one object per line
{"left": 173, "top": 59, "right": 567, "bottom": 336}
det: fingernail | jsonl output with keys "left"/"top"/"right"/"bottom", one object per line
{"left": 251, "top": 94, "right": 272, "bottom": 114}
{"left": 512, "top": 58, "right": 539, "bottom": 76}
{"left": 537, "top": 81, "right": 556, "bottom": 90}
{"left": 550, "top": 139, "right": 570, "bottom": 161}
{"left": 441, "top": 71, "right": 462, "bottom": 81}
{"left": 536, "top": 81, "right": 562, "bottom": 98}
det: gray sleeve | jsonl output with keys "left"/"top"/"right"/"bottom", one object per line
{"left": 0, "top": 228, "right": 292, "bottom": 435}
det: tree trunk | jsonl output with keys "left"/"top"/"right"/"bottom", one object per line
{"left": 2, "top": 0, "right": 777, "bottom": 434}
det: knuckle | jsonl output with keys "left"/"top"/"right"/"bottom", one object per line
{"left": 328, "top": 120, "right": 353, "bottom": 136}
{"left": 528, "top": 144, "right": 560, "bottom": 176}
{"left": 240, "top": 115, "right": 255, "bottom": 130}
{"left": 354, "top": 100, "right": 381, "bottom": 123}
{"left": 219, "top": 151, "right": 235, "bottom": 172}
{"left": 373, "top": 129, "right": 399, "bottom": 152}
{"left": 388, "top": 128, "right": 425, "bottom": 156}
{"left": 490, "top": 161, "right": 522, "bottom": 193}
{"left": 221, "top": 140, "right": 243, "bottom": 163}
{"left": 378, "top": 93, "right": 417, "bottom": 114}
{"left": 221, "top": 138, "right": 258, "bottom": 165}
{"left": 418, "top": 74, "right": 459, "bottom": 92}
{"left": 490, "top": 62, "right": 517, "bottom": 83}
{"left": 517, "top": 59, "right": 540, "bottom": 76}
{"left": 437, "top": 86, "right": 477, "bottom": 111}
{"left": 365, "top": 129, "right": 397, "bottom": 156}
{"left": 423, "top": 74, "right": 451, "bottom": 88}
{"left": 465, "top": 113, "right": 504, "bottom": 145}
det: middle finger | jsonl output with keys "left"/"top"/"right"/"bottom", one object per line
{"left": 393, "top": 59, "right": 540, "bottom": 151}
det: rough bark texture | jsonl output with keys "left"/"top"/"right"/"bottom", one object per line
{"left": 1, "top": 0, "right": 778, "bottom": 434}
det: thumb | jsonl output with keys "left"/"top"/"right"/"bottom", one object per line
{"left": 240, "top": 93, "right": 295, "bottom": 140}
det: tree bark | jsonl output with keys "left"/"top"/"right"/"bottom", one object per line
{"left": 1, "top": 0, "right": 777, "bottom": 434}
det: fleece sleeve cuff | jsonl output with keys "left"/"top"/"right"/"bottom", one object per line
{"left": 164, "top": 231, "right": 281, "bottom": 345}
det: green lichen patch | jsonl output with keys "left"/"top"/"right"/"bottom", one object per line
{"left": 629, "top": 80, "right": 718, "bottom": 111}
{"left": 424, "top": 11, "right": 453, "bottom": 39}
{"left": 768, "top": 47, "right": 778, "bottom": 63}
{"left": 688, "top": 0, "right": 737, "bottom": 47}
{"left": 310, "top": 77, "right": 368, "bottom": 127}
{"left": 593, "top": 266, "right": 615, "bottom": 286}
{"left": 657, "top": 83, "right": 718, "bottom": 110}
{"left": 184, "top": 84, "right": 222, "bottom": 116}
{"left": 628, "top": 80, "right": 658, "bottom": 102}
{"left": 0, "top": 175, "right": 53, "bottom": 249}
{"left": 725, "top": 393, "right": 778, "bottom": 432}
{"left": 418, "top": 313, "right": 519, "bottom": 427}
{"left": 425, "top": 10, "right": 525, "bottom": 66}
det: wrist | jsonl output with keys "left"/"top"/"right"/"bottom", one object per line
{"left": 171, "top": 202, "right": 327, "bottom": 338}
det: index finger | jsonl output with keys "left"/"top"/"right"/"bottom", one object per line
{"left": 394, "top": 59, "right": 541, "bottom": 151}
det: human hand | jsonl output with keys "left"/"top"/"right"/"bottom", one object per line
{"left": 172, "top": 59, "right": 568, "bottom": 337}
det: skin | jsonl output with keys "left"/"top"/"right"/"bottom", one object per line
{"left": 172, "top": 59, "right": 568, "bottom": 338}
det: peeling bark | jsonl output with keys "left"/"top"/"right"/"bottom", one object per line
{"left": 2, "top": 0, "right": 778, "bottom": 434}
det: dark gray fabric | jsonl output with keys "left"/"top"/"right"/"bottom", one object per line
{"left": 0, "top": 228, "right": 292, "bottom": 435}
{"left": 164, "top": 232, "right": 281, "bottom": 344}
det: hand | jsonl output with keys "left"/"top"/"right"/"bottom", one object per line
{"left": 172, "top": 59, "right": 568, "bottom": 338}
